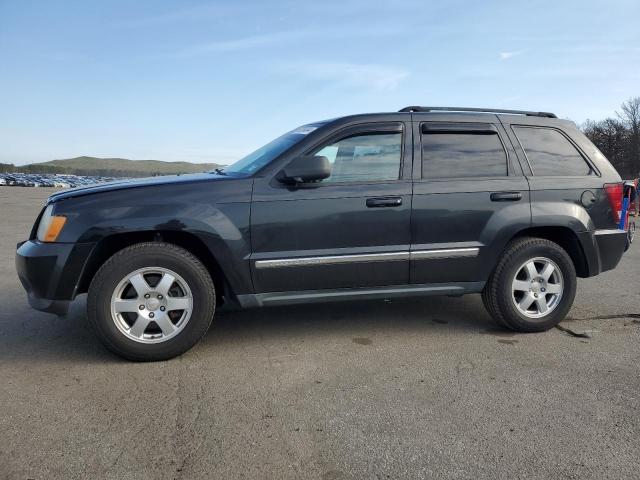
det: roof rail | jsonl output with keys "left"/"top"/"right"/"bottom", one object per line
{"left": 398, "top": 106, "right": 557, "bottom": 118}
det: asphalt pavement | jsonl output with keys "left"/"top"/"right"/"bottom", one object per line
{"left": 1, "top": 187, "right": 639, "bottom": 479}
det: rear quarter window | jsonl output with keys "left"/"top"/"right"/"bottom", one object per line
{"left": 513, "top": 126, "right": 594, "bottom": 176}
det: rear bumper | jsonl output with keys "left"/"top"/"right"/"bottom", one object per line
{"left": 593, "top": 229, "right": 628, "bottom": 273}
{"left": 15, "top": 240, "right": 95, "bottom": 315}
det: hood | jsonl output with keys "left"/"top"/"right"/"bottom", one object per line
{"left": 46, "top": 172, "right": 230, "bottom": 203}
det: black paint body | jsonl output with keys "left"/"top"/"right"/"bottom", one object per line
{"left": 16, "top": 111, "right": 629, "bottom": 314}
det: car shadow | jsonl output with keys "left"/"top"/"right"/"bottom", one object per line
{"left": 0, "top": 295, "right": 123, "bottom": 365}
{"left": 0, "top": 292, "right": 497, "bottom": 365}
{"left": 205, "top": 294, "right": 494, "bottom": 345}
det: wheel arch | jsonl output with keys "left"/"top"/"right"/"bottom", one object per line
{"left": 77, "top": 231, "right": 231, "bottom": 303}
{"left": 508, "top": 226, "right": 590, "bottom": 278}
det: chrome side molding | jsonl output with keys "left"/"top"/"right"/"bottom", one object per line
{"left": 410, "top": 248, "right": 479, "bottom": 260}
{"left": 254, "top": 247, "right": 479, "bottom": 269}
{"left": 255, "top": 251, "right": 409, "bottom": 269}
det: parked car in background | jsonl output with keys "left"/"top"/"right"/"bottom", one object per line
{"left": 0, "top": 172, "right": 121, "bottom": 188}
{"left": 16, "top": 106, "right": 631, "bottom": 361}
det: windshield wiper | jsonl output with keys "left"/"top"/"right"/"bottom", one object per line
{"left": 213, "top": 168, "right": 227, "bottom": 175}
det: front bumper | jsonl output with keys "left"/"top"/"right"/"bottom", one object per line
{"left": 15, "top": 240, "right": 95, "bottom": 316}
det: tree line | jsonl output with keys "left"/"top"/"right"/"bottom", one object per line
{"left": 582, "top": 97, "right": 640, "bottom": 179}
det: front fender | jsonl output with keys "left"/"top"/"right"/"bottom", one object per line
{"left": 51, "top": 179, "right": 254, "bottom": 294}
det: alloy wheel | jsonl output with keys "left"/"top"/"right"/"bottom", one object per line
{"left": 511, "top": 257, "right": 563, "bottom": 319}
{"left": 110, "top": 267, "right": 193, "bottom": 343}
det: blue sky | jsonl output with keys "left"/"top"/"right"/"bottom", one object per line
{"left": 1, "top": 0, "right": 639, "bottom": 165}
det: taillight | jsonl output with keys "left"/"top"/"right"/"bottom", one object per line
{"left": 604, "top": 183, "right": 623, "bottom": 222}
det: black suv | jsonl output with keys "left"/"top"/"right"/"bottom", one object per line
{"left": 16, "top": 106, "right": 630, "bottom": 361}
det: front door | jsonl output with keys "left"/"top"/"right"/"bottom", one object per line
{"left": 250, "top": 121, "right": 412, "bottom": 293}
{"left": 410, "top": 118, "right": 531, "bottom": 284}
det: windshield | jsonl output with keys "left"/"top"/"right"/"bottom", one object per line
{"left": 218, "top": 124, "right": 322, "bottom": 175}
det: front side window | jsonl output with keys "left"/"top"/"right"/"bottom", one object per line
{"left": 513, "top": 126, "right": 594, "bottom": 176}
{"left": 313, "top": 131, "right": 402, "bottom": 183}
{"left": 421, "top": 128, "right": 507, "bottom": 178}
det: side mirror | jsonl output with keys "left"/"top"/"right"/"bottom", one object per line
{"left": 280, "top": 155, "right": 331, "bottom": 184}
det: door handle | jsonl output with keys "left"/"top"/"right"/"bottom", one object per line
{"left": 490, "top": 191, "right": 522, "bottom": 202}
{"left": 366, "top": 196, "right": 403, "bottom": 208}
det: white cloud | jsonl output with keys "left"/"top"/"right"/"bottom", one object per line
{"left": 281, "top": 62, "right": 409, "bottom": 91}
{"left": 499, "top": 50, "right": 525, "bottom": 60}
{"left": 168, "top": 26, "right": 403, "bottom": 58}
{"left": 116, "top": 4, "right": 239, "bottom": 28}
{"left": 176, "top": 31, "right": 308, "bottom": 57}
{"left": 495, "top": 95, "right": 523, "bottom": 106}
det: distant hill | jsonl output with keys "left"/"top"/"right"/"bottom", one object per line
{"left": 1, "top": 156, "right": 224, "bottom": 178}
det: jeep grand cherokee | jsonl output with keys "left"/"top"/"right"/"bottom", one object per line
{"left": 16, "top": 106, "right": 630, "bottom": 361}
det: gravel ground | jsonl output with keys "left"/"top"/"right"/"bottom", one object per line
{"left": 1, "top": 187, "right": 639, "bottom": 480}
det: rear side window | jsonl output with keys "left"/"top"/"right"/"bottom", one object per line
{"left": 513, "top": 126, "right": 593, "bottom": 176}
{"left": 421, "top": 127, "right": 507, "bottom": 178}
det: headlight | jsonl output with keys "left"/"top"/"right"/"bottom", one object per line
{"left": 36, "top": 204, "right": 67, "bottom": 242}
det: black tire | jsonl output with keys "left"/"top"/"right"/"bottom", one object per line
{"left": 87, "top": 242, "right": 215, "bottom": 361}
{"left": 482, "top": 237, "right": 577, "bottom": 332}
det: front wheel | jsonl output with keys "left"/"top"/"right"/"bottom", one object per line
{"left": 482, "top": 237, "right": 577, "bottom": 332}
{"left": 88, "top": 242, "right": 215, "bottom": 361}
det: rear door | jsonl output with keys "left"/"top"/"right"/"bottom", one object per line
{"left": 250, "top": 120, "right": 413, "bottom": 293}
{"left": 410, "top": 115, "right": 531, "bottom": 284}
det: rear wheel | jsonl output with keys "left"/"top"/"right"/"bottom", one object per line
{"left": 88, "top": 242, "right": 215, "bottom": 361}
{"left": 482, "top": 237, "right": 577, "bottom": 332}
